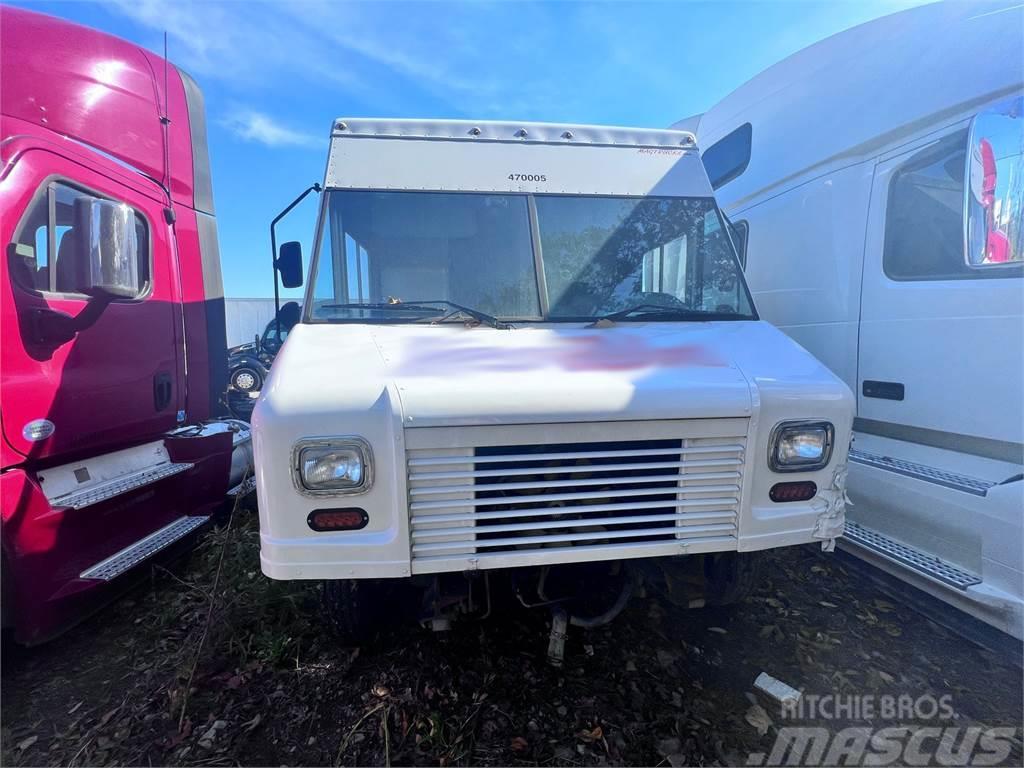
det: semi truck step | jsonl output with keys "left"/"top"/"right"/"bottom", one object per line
{"left": 80, "top": 515, "right": 209, "bottom": 581}
{"left": 228, "top": 474, "right": 256, "bottom": 498}
{"left": 848, "top": 448, "right": 994, "bottom": 496}
{"left": 51, "top": 461, "right": 194, "bottom": 510}
{"left": 842, "top": 520, "right": 982, "bottom": 590}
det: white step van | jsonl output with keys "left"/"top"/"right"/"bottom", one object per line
{"left": 676, "top": 2, "right": 1023, "bottom": 637}
{"left": 252, "top": 119, "right": 853, "bottom": 640}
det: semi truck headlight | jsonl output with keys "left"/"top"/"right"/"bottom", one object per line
{"left": 292, "top": 438, "right": 373, "bottom": 495}
{"left": 768, "top": 421, "right": 834, "bottom": 472}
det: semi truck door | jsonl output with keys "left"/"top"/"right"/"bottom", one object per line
{"left": 1, "top": 149, "right": 182, "bottom": 460}
{"left": 858, "top": 118, "right": 1023, "bottom": 456}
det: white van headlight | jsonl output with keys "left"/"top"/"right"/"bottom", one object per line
{"left": 768, "top": 421, "right": 834, "bottom": 472}
{"left": 292, "top": 437, "right": 373, "bottom": 495}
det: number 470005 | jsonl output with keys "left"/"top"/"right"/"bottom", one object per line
{"left": 508, "top": 173, "right": 547, "bottom": 182}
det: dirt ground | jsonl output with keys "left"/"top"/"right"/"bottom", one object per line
{"left": 2, "top": 509, "right": 1021, "bottom": 767}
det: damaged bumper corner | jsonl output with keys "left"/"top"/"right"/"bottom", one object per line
{"left": 812, "top": 464, "right": 850, "bottom": 551}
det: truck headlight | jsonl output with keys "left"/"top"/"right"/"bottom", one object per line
{"left": 292, "top": 437, "right": 373, "bottom": 495}
{"left": 768, "top": 421, "right": 834, "bottom": 472}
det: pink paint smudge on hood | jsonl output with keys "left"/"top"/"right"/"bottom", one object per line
{"left": 391, "top": 327, "right": 726, "bottom": 377}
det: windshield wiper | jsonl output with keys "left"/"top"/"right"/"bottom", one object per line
{"left": 597, "top": 304, "right": 748, "bottom": 323}
{"left": 322, "top": 299, "right": 509, "bottom": 329}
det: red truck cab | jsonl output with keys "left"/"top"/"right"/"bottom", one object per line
{"left": 1, "top": 6, "right": 247, "bottom": 643}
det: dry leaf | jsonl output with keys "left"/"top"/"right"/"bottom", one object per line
{"left": 744, "top": 704, "right": 773, "bottom": 736}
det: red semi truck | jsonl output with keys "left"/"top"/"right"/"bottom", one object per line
{"left": 1, "top": 7, "right": 251, "bottom": 643}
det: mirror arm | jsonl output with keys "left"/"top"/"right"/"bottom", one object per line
{"left": 271, "top": 182, "right": 322, "bottom": 320}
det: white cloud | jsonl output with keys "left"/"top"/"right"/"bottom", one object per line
{"left": 102, "top": 0, "right": 590, "bottom": 120}
{"left": 221, "top": 109, "right": 320, "bottom": 149}
{"left": 285, "top": 1, "right": 574, "bottom": 116}
{"left": 101, "top": 0, "right": 361, "bottom": 90}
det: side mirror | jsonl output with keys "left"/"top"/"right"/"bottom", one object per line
{"left": 74, "top": 198, "right": 141, "bottom": 297}
{"left": 276, "top": 241, "right": 303, "bottom": 288}
{"left": 966, "top": 96, "right": 1023, "bottom": 266}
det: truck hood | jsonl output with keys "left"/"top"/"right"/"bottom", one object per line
{"left": 265, "top": 321, "right": 845, "bottom": 428}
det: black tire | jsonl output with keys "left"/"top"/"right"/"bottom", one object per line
{"left": 704, "top": 551, "right": 764, "bottom": 606}
{"left": 656, "top": 551, "right": 764, "bottom": 608}
{"left": 322, "top": 579, "right": 384, "bottom": 643}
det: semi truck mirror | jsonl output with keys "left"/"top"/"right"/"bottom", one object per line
{"left": 277, "top": 241, "right": 304, "bottom": 288}
{"left": 74, "top": 198, "right": 141, "bottom": 298}
{"left": 965, "top": 95, "right": 1023, "bottom": 267}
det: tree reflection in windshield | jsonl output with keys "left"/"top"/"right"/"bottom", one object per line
{"left": 537, "top": 196, "right": 751, "bottom": 318}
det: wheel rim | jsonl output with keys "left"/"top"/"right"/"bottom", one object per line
{"left": 234, "top": 371, "right": 258, "bottom": 391}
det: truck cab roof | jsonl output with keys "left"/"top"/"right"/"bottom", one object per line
{"left": 0, "top": 6, "right": 214, "bottom": 215}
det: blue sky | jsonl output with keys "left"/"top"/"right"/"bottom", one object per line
{"left": 18, "top": 0, "right": 931, "bottom": 298}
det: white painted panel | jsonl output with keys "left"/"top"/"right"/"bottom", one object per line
{"left": 735, "top": 162, "right": 873, "bottom": 392}
{"left": 326, "top": 138, "right": 710, "bottom": 197}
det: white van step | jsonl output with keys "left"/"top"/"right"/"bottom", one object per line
{"left": 52, "top": 462, "right": 193, "bottom": 510}
{"left": 843, "top": 521, "right": 982, "bottom": 590}
{"left": 80, "top": 515, "right": 208, "bottom": 581}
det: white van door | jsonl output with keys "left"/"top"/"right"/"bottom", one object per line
{"left": 851, "top": 102, "right": 1024, "bottom": 632}
{"left": 858, "top": 115, "right": 1023, "bottom": 462}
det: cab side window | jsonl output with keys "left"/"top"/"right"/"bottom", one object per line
{"left": 883, "top": 131, "right": 968, "bottom": 280}
{"left": 10, "top": 181, "right": 150, "bottom": 296}
{"left": 9, "top": 191, "right": 51, "bottom": 292}
{"left": 883, "top": 129, "right": 1021, "bottom": 281}
{"left": 702, "top": 123, "right": 752, "bottom": 190}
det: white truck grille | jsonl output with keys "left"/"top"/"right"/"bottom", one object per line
{"left": 405, "top": 420, "right": 746, "bottom": 572}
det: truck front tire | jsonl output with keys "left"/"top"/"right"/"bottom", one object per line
{"left": 322, "top": 579, "right": 377, "bottom": 643}
{"left": 658, "top": 551, "right": 764, "bottom": 608}
{"left": 703, "top": 551, "right": 763, "bottom": 606}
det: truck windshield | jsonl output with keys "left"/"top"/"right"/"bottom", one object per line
{"left": 308, "top": 190, "right": 754, "bottom": 322}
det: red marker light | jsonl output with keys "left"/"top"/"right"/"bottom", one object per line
{"left": 307, "top": 508, "right": 369, "bottom": 531}
{"left": 769, "top": 481, "right": 817, "bottom": 503}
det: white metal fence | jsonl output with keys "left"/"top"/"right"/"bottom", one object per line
{"left": 224, "top": 298, "right": 279, "bottom": 347}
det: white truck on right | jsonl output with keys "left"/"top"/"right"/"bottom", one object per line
{"left": 676, "top": 0, "right": 1023, "bottom": 638}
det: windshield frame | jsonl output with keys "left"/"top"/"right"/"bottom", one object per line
{"left": 302, "top": 189, "right": 758, "bottom": 324}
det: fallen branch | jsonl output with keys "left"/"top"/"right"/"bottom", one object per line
{"left": 177, "top": 485, "right": 245, "bottom": 731}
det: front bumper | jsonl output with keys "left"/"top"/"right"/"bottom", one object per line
{"left": 258, "top": 416, "right": 849, "bottom": 580}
